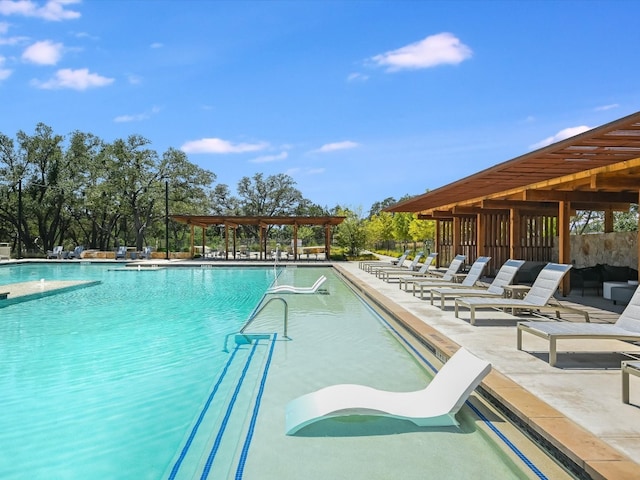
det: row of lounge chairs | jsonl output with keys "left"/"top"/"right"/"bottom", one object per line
{"left": 361, "top": 251, "right": 640, "bottom": 369}
{"left": 46, "top": 245, "right": 84, "bottom": 259}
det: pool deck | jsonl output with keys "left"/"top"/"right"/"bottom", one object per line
{"left": 333, "top": 260, "right": 640, "bottom": 480}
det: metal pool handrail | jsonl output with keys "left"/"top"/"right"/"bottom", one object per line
{"left": 223, "top": 297, "right": 289, "bottom": 352}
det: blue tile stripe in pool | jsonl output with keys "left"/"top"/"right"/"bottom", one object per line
{"left": 200, "top": 339, "right": 262, "bottom": 479}
{"left": 168, "top": 345, "right": 243, "bottom": 479}
{"left": 356, "top": 295, "right": 548, "bottom": 480}
{"left": 234, "top": 333, "right": 278, "bottom": 480}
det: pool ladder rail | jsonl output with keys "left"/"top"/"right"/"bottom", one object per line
{"left": 223, "top": 297, "right": 289, "bottom": 352}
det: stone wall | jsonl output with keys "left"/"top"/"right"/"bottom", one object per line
{"left": 553, "top": 232, "right": 638, "bottom": 268}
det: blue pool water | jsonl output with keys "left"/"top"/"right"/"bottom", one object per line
{"left": 0, "top": 263, "right": 565, "bottom": 479}
{"left": 0, "top": 264, "right": 274, "bottom": 479}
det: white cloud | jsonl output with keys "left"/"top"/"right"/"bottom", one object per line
{"left": 181, "top": 137, "right": 269, "bottom": 154}
{"left": 595, "top": 103, "right": 619, "bottom": 112}
{"left": 22, "top": 39, "right": 62, "bottom": 64}
{"left": 250, "top": 151, "right": 288, "bottom": 164}
{"left": 347, "top": 72, "right": 369, "bottom": 82}
{"left": 114, "top": 106, "right": 160, "bottom": 123}
{"left": 0, "top": 0, "right": 81, "bottom": 21}
{"left": 371, "top": 32, "right": 472, "bottom": 72}
{"left": 33, "top": 67, "right": 114, "bottom": 90}
{"left": 150, "top": 42, "right": 163, "bottom": 49}
{"left": 530, "top": 125, "right": 592, "bottom": 150}
{"left": 314, "top": 140, "right": 359, "bottom": 153}
{"left": 0, "top": 21, "right": 8, "bottom": 33}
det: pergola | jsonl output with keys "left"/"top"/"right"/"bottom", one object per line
{"left": 169, "top": 215, "right": 346, "bottom": 260}
{"left": 387, "top": 110, "right": 640, "bottom": 293}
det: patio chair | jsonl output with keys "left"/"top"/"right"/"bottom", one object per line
{"left": 374, "top": 251, "right": 424, "bottom": 278}
{"left": 67, "top": 245, "right": 84, "bottom": 259}
{"left": 379, "top": 252, "right": 438, "bottom": 282}
{"left": 46, "top": 245, "right": 63, "bottom": 259}
{"left": 517, "top": 286, "right": 640, "bottom": 366}
{"left": 361, "top": 250, "right": 410, "bottom": 272}
{"left": 454, "top": 263, "right": 590, "bottom": 326}
{"left": 411, "top": 256, "right": 491, "bottom": 300}
{"left": 115, "top": 246, "right": 127, "bottom": 260}
{"left": 267, "top": 275, "right": 327, "bottom": 294}
{"left": 140, "top": 246, "right": 153, "bottom": 260}
{"left": 285, "top": 347, "right": 491, "bottom": 435}
{"left": 399, "top": 255, "right": 466, "bottom": 292}
{"left": 430, "top": 259, "right": 526, "bottom": 309}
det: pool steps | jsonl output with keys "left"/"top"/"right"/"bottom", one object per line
{"left": 167, "top": 334, "right": 276, "bottom": 480}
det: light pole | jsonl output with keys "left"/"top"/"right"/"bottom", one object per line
{"left": 17, "top": 179, "right": 22, "bottom": 259}
{"left": 165, "top": 180, "right": 169, "bottom": 260}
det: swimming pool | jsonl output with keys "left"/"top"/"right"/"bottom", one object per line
{"left": 0, "top": 263, "right": 571, "bottom": 479}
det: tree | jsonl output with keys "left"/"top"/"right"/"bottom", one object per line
{"left": 334, "top": 207, "right": 367, "bottom": 256}
{"left": 408, "top": 215, "right": 435, "bottom": 251}
{"left": 392, "top": 212, "right": 413, "bottom": 249}
{"left": 366, "top": 212, "right": 394, "bottom": 250}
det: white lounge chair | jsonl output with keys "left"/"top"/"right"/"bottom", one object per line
{"left": 359, "top": 249, "right": 410, "bottom": 272}
{"left": 363, "top": 250, "right": 411, "bottom": 273}
{"left": 285, "top": 347, "right": 491, "bottom": 435}
{"left": 430, "top": 259, "right": 526, "bottom": 309}
{"left": 399, "top": 254, "right": 466, "bottom": 292}
{"left": 46, "top": 245, "right": 63, "bottom": 259}
{"left": 368, "top": 251, "right": 421, "bottom": 276}
{"left": 375, "top": 251, "right": 424, "bottom": 278}
{"left": 454, "top": 263, "right": 589, "bottom": 326}
{"left": 115, "top": 246, "right": 127, "bottom": 260}
{"left": 267, "top": 275, "right": 327, "bottom": 294}
{"left": 412, "top": 256, "right": 491, "bottom": 300}
{"left": 380, "top": 252, "right": 438, "bottom": 283}
{"left": 518, "top": 286, "right": 640, "bottom": 366}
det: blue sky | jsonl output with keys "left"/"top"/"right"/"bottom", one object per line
{"left": 1, "top": 0, "right": 639, "bottom": 212}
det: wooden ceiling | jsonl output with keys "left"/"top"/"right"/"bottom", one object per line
{"left": 170, "top": 215, "right": 346, "bottom": 228}
{"left": 387, "top": 111, "right": 640, "bottom": 216}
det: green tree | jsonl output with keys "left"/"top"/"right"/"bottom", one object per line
{"left": 334, "top": 207, "right": 367, "bottom": 256}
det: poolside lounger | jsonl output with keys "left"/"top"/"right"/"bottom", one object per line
{"left": 375, "top": 251, "right": 424, "bottom": 278}
{"left": 267, "top": 275, "right": 327, "bottom": 294}
{"left": 399, "top": 255, "right": 466, "bottom": 292}
{"left": 368, "top": 251, "right": 422, "bottom": 276}
{"left": 115, "top": 246, "right": 127, "bottom": 260}
{"left": 518, "top": 286, "right": 640, "bottom": 367}
{"left": 380, "top": 252, "right": 438, "bottom": 283}
{"left": 412, "top": 256, "right": 490, "bottom": 300}
{"left": 455, "top": 263, "right": 589, "bottom": 326}
{"left": 360, "top": 250, "right": 410, "bottom": 272}
{"left": 46, "top": 245, "right": 63, "bottom": 259}
{"left": 285, "top": 347, "right": 491, "bottom": 435}
{"left": 430, "top": 259, "right": 526, "bottom": 309}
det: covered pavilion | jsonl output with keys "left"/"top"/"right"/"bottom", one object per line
{"left": 169, "top": 215, "right": 345, "bottom": 260}
{"left": 386, "top": 110, "right": 640, "bottom": 294}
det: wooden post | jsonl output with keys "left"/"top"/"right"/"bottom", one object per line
{"left": 558, "top": 201, "right": 571, "bottom": 296}
{"left": 293, "top": 223, "right": 298, "bottom": 260}
{"left": 201, "top": 227, "right": 206, "bottom": 258}
{"left": 190, "top": 224, "right": 195, "bottom": 258}
{"left": 325, "top": 225, "right": 331, "bottom": 259}
{"left": 453, "top": 217, "right": 461, "bottom": 259}
{"left": 435, "top": 220, "right": 441, "bottom": 268}
{"left": 509, "top": 208, "right": 521, "bottom": 261}
{"left": 604, "top": 208, "right": 614, "bottom": 233}
{"left": 224, "top": 224, "right": 229, "bottom": 260}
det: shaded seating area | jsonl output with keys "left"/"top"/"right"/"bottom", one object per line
{"left": 454, "top": 263, "right": 590, "bottom": 325}
{"left": 285, "top": 347, "right": 491, "bottom": 435}
{"left": 517, "top": 286, "right": 640, "bottom": 367}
